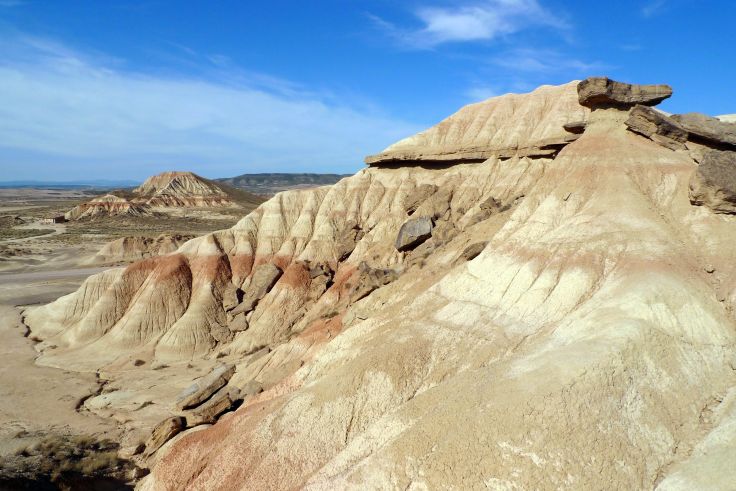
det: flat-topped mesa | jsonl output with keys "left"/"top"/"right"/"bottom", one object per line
{"left": 578, "top": 77, "right": 672, "bottom": 109}
{"left": 365, "top": 82, "right": 589, "bottom": 166}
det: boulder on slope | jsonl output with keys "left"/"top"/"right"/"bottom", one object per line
{"left": 625, "top": 105, "right": 688, "bottom": 150}
{"left": 185, "top": 386, "right": 241, "bottom": 427}
{"left": 144, "top": 416, "right": 185, "bottom": 457}
{"left": 230, "top": 263, "right": 283, "bottom": 315}
{"left": 578, "top": 77, "right": 672, "bottom": 108}
{"left": 689, "top": 149, "right": 736, "bottom": 214}
{"left": 671, "top": 112, "right": 736, "bottom": 148}
{"left": 395, "top": 216, "right": 433, "bottom": 252}
{"left": 173, "top": 363, "right": 235, "bottom": 411}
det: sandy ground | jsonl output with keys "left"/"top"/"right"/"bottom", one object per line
{"left": 0, "top": 273, "right": 122, "bottom": 461}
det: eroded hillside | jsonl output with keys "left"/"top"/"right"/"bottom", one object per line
{"left": 24, "top": 79, "right": 736, "bottom": 490}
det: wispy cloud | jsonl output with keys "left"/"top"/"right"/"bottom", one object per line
{"left": 491, "top": 48, "right": 609, "bottom": 74}
{"left": 0, "top": 0, "right": 25, "bottom": 7}
{"left": 0, "top": 35, "right": 421, "bottom": 180}
{"left": 642, "top": 0, "right": 666, "bottom": 17}
{"left": 371, "top": 0, "right": 568, "bottom": 48}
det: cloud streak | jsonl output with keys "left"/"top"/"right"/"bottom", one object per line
{"left": 372, "top": 0, "right": 567, "bottom": 48}
{"left": 0, "top": 35, "right": 421, "bottom": 180}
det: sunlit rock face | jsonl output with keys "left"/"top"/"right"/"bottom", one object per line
{"left": 26, "top": 80, "right": 736, "bottom": 490}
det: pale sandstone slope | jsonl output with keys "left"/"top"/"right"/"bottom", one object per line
{"left": 365, "top": 81, "right": 588, "bottom": 163}
{"left": 25, "top": 80, "right": 736, "bottom": 489}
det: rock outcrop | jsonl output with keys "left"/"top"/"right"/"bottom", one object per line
{"left": 395, "top": 216, "right": 433, "bottom": 251}
{"left": 65, "top": 194, "right": 150, "bottom": 220}
{"left": 365, "top": 82, "right": 589, "bottom": 164}
{"left": 671, "top": 112, "right": 736, "bottom": 149}
{"left": 93, "top": 234, "right": 193, "bottom": 263}
{"left": 624, "top": 105, "right": 688, "bottom": 150}
{"left": 174, "top": 364, "right": 235, "bottom": 411}
{"left": 577, "top": 76, "right": 673, "bottom": 108}
{"left": 689, "top": 149, "right": 736, "bottom": 214}
{"left": 143, "top": 417, "right": 185, "bottom": 457}
{"left": 24, "top": 79, "right": 736, "bottom": 490}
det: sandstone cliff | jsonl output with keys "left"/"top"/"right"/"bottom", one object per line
{"left": 26, "top": 80, "right": 736, "bottom": 490}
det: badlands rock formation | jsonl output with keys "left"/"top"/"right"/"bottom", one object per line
{"left": 93, "top": 234, "right": 193, "bottom": 263}
{"left": 65, "top": 171, "right": 262, "bottom": 220}
{"left": 65, "top": 194, "right": 149, "bottom": 220}
{"left": 25, "top": 79, "right": 736, "bottom": 489}
{"left": 134, "top": 171, "right": 235, "bottom": 208}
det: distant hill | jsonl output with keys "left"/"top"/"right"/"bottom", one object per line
{"left": 216, "top": 173, "right": 350, "bottom": 196}
{"left": 65, "top": 171, "right": 264, "bottom": 220}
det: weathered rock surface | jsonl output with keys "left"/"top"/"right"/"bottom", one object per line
{"left": 230, "top": 263, "right": 283, "bottom": 315}
{"left": 144, "top": 416, "right": 185, "bottom": 457}
{"left": 625, "top": 105, "right": 688, "bottom": 150}
{"left": 65, "top": 194, "right": 150, "bottom": 220}
{"left": 173, "top": 364, "right": 235, "bottom": 411}
{"left": 671, "top": 112, "right": 736, "bottom": 148}
{"left": 689, "top": 149, "right": 736, "bottom": 214}
{"left": 395, "top": 216, "right": 433, "bottom": 251}
{"left": 24, "top": 80, "right": 736, "bottom": 490}
{"left": 227, "top": 312, "right": 249, "bottom": 332}
{"left": 366, "top": 82, "right": 588, "bottom": 164}
{"left": 185, "top": 386, "right": 240, "bottom": 427}
{"left": 578, "top": 76, "right": 672, "bottom": 108}
{"left": 349, "top": 262, "right": 400, "bottom": 303}
{"left": 93, "top": 234, "right": 193, "bottom": 263}
{"left": 563, "top": 120, "right": 587, "bottom": 134}
{"left": 460, "top": 241, "right": 488, "bottom": 261}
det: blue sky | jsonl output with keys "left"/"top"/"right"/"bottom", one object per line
{"left": 1, "top": 0, "right": 734, "bottom": 181}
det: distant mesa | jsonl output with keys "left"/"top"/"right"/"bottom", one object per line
{"left": 216, "top": 173, "right": 351, "bottom": 197}
{"left": 65, "top": 171, "right": 263, "bottom": 220}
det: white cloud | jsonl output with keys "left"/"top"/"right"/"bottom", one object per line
{"left": 491, "top": 48, "right": 609, "bottom": 74}
{"left": 0, "top": 35, "right": 421, "bottom": 180}
{"left": 372, "top": 0, "right": 567, "bottom": 48}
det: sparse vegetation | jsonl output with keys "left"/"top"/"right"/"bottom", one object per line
{"left": 0, "top": 433, "right": 135, "bottom": 490}
{"left": 0, "top": 228, "right": 54, "bottom": 240}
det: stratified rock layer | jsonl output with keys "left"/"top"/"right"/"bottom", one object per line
{"left": 366, "top": 82, "right": 588, "bottom": 164}
{"left": 578, "top": 76, "right": 673, "bottom": 108}
{"left": 24, "top": 80, "right": 736, "bottom": 490}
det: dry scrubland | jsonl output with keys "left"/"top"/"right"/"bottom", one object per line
{"left": 2, "top": 79, "right": 736, "bottom": 489}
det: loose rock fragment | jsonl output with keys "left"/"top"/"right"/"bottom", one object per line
{"left": 144, "top": 416, "right": 185, "bottom": 457}
{"left": 174, "top": 363, "right": 236, "bottom": 411}
{"left": 689, "top": 149, "right": 736, "bottom": 214}
{"left": 395, "top": 216, "right": 433, "bottom": 252}
{"left": 230, "top": 263, "right": 283, "bottom": 315}
{"left": 186, "top": 387, "right": 241, "bottom": 426}
{"left": 625, "top": 105, "right": 688, "bottom": 150}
